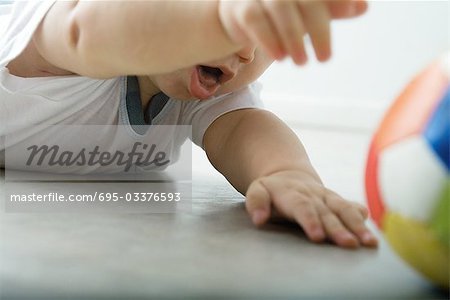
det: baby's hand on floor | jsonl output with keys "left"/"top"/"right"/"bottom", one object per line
{"left": 245, "top": 170, "right": 378, "bottom": 248}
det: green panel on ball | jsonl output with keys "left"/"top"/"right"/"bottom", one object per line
{"left": 383, "top": 212, "right": 449, "bottom": 289}
{"left": 430, "top": 180, "right": 450, "bottom": 248}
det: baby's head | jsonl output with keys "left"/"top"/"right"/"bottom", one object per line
{"left": 147, "top": 46, "right": 273, "bottom": 101}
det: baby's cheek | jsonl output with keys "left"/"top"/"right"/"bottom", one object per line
{"left": 221, "top": 61, "right": 272, "bottom": 94}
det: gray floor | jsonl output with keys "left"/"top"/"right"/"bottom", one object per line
{"left": 0, "top": 127, "right": 447, "bottom": 300}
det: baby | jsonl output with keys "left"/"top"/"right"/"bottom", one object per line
{"left": 0, "top": 0, "right": 378, "bottom": 248}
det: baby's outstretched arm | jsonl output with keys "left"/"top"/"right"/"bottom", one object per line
{"left": 204, "top": 109, "right": 378, "bottom": 249}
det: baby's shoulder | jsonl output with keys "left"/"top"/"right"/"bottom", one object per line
{"left": 7, "top": 40, "right": 74, "bottom": 78}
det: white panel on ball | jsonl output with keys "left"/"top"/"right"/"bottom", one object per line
{"left": 439, "top": 52, "right": 450, "bottom": 78}
{"left": 379, "top": 136, "right": 447, "bottom": 222}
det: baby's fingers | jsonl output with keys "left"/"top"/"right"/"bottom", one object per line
{"left": 298, "top": 1, "right": 331, "bottom": 62}
{"left": 320, "top": 209, "right": 360, "bottom": 248}
{"left": 273, "top": 191, "right": 326, "bottom": 242}
{"left": 289, "top": 194, "right": 326, "bottom": 242}
{"left": 325, "top": 194, "right": 378, "bottom": 248}
{"left": 245, "top": 180, "right": 272, "bottom": 226}
{"left": 327, "top": 0, "right": 368, "bottom": 19}
{"left": 261, "top": 0, "right": 307, "bottom": 65}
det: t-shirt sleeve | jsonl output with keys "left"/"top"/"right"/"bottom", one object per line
{"left": 0, "top": 0, "right": 57, "bottom": 68}
{"left": 179, "top": 82, "right": 264, "bottom": 148}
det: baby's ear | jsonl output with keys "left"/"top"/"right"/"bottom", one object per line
{"left": 327, "top": 1, "right": 368, "bottom": 20}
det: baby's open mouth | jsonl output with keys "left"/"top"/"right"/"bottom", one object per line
{"left": 189, "top": 65, "right": 235, "bottom": 100}
{"left": 198, "top": 65, "right": 223, "bottom": 86}
{"left": 189, "top": 66, "right": 223, "bottom": 100}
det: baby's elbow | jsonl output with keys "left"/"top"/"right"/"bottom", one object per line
{"left": 67, "top": 3, "right": 80, "bottom": 51}
{"left": 67, "top": 5, "right": 95, "bottom": 70}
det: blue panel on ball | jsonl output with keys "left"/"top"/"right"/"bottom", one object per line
{"left": 424, "top": 86, "right": 450, "bottom": 172}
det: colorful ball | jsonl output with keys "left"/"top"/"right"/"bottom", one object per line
{"left": 365, "top": 53, "right": 449, "bottom": 289}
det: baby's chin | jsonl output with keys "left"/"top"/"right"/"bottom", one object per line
{"left": 165, "top": 89, "right": 228, "bottom": 102}
{"left": 164, "top": 91, "right": 197, "bottom": 101}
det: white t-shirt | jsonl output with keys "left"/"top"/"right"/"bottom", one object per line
{"left": 0, "top": 0, "right": 263, "bottom": 174}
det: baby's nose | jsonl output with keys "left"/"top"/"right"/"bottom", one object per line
{"left": 237, "top": 46, "right": 256, "bottom": 64}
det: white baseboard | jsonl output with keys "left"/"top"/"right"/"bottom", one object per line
{"left": 262, "top": 92, "right": 391, "bottom": 133}
{"left": 0, "top": 4, "right": 12, "bottom": 16}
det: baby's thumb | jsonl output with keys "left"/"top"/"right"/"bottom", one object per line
{"left": 245, "top": 180, "right": 272, "bottom": 226}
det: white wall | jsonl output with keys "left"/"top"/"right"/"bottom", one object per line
{"left": 259, "top": 1, "right": 449, "bottom": 130}
{"left": 0, "top": 5, "right": 11, "bottom": 36}
{"left": 260, "top": 1, "right": 449, "bottom": 105}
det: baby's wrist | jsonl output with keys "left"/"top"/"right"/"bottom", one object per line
{"left": 217, "top": 0, "right": 250, "bottom": 48}
{"left": 258, "top": 164, "right": 323, "bottom": 185}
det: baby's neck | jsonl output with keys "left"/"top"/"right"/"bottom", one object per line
{"left": 137, "top": 76, "right": 161, "bottom": 111}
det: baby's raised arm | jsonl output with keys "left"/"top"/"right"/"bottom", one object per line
{"left": 33, "top": 0, "right": 366, "bottom": 78}
{"left": 33, "top": 1, "right": 239, "bottom": 78}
